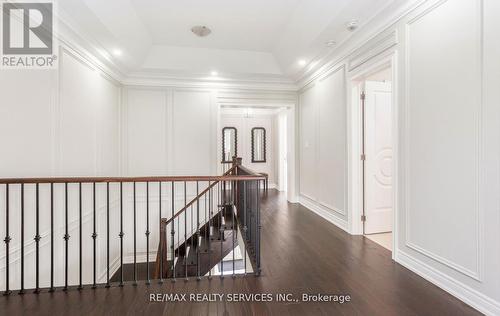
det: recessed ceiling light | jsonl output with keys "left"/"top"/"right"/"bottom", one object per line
{"left": 112, "top": 49, "right": 123, "bottom": 56}
{"left": 346, "top": 20, "right": 359, "bottom": 32}
{"left": 298, "top": 59, "right": 307, "bottom": 67}
{"left": 191, "top": 25, "right": 212, "bottom": 37}
{"left": 211, "top": 70, "right": 218, "bottom": 76}
{"left": 325, "top": 40, "right": 337, "bottom": 47}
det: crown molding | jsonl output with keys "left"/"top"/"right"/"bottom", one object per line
{"left": 294, "top": 0, "right": 426, "bottom": 89}
{"left": 122, "top": 69, "right": 298, "bottom": 92}
{"left": 50, "top": 0, "right": 426, "bottom": 93}
{"left": 54, "top": 8, "right": 127, "bottom": 82}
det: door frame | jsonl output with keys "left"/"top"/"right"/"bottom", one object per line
{"left": 347, "top": 51, "right": 398, "bottom": 258}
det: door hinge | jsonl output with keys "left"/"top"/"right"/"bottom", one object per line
{"left": 361, "top": 154, "right": 366, "bottom": 161}
{"left": 361, "top": 215, "right": 366, "bottom": 222}
{"left": 360, "top": 92, "right": 366, "bottom": 100}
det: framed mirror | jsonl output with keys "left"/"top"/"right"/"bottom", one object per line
{"left": 222, "top": 127, "right": 237, "bottom": 163}
{"left": 251, "top": 127, "right": 266, "bottom": 163}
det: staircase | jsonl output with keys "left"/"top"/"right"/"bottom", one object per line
{"left": 163, "top": 204, "right": 237, "bottom": 278}
{"left": 154, "top": 158, "right": 263, "bottom": 280}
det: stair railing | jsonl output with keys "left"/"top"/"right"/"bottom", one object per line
{"left": 155, "top": 157, "right": 264, "bottom": 280}
{"left": 0, "top": 164, "right": 264, "bottom": 294}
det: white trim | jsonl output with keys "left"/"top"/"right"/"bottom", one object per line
{"left": 124, "top": 71, "right": 297, "bottom": 92}
{"left": 0, "top": 198, "right": 119, "bottom": 266}
{"left": 98, "top": 255, "right": 121, "bottom": 284}
{"left": 346, "top": 51, "right": 398, "bottom": 262}
{"left": 402, "top": 0, "right": 483, "bottom": 282}
{"left": 295, "top": 0, "right": 426, "bottom": 88}
{"left": 396, "top": 251, "right": 499, "bottom": 316}
{"left": 299, "top": 195, "right": 349, "bottom": 233}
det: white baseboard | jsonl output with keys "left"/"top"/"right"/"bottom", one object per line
{"left": 98, "top": 255, "right": 121, "bottom": 283}
{"left": 299, "top": 195, "right": 349, "bottom": 233}
{"left": 396, "top": 250, "right": 500, "bottom": 316}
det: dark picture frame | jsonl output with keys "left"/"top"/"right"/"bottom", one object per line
{"left": 222, "top": 127, "right": 238, "bottom": 163}
{"left": 251, "top": 127, "right": 266, "bottom": 163}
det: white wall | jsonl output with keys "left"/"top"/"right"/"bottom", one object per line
{"left": 0, "top": 46, "right": 121, "bottom": 290}
{"left": 299, "top": 66, "right": 348, "bottom": 230}
{"left": 120, "top": 86, "right": 218, "bottom": 263}
{"left": 122, "top": 88, "right": 217, "bottom": 177}
{"left": 396, "top": 0, "right": 500, "bottom": 313}
{"left": 220, "top": 111, "right": 276, "bottom": 185}
{"left": 297, "top": 0, "right": 500, "bottom": 314}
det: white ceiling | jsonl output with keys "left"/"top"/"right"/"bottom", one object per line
{"left": 130, "top": 0, "right": 302, "bottom": 52}
{"left": 59, "top": 0, "right": 395, "bottom": 79}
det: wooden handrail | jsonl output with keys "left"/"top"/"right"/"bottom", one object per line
{"left": 0, "top": 173, "right": 265, "bottom": 184}
{"left": 162, "top": 165, "right": 240, "bottom": 226}
{"left": 162, "top": 162, "right": 264, "bottom": 226}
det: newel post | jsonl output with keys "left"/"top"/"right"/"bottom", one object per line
{"left": 232, "top": 156, "right": 242, "bottom": 168}
{"left": 232, "top": 157, "right": 242, "bottom": 208}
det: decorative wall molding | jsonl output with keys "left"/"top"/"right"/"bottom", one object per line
{"left": 299, "top": 195, "right": 349, "bottom": 233}
{"left": 295, "top": 0, "right": 426, "bottom": 88}
{"left": 396, "top": 251, "right": 499, "bottom": 316}
{"left": 348, "top": 31, "right": 398, "bottom": 72}
{"left": 0, "top": 198, "right": 119, "bottom": 268}
{"left": 55, "top": 13, "right": 126, "bottom": 83}
{"left": 402, "top": 0, "right": 483, "bottom": 282}
{"left": 124, "top": 70, "right": 298, "bottom": 92}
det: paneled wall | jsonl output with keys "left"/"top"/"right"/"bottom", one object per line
{"left": 122, "top": 88, "right": 217, "bottom": 177}
{"left": 299, "top": 66, "right": 347, "bottom": 228}
{"left": 397, "top": 0, "right": 500, "bottom": 312}
{"left": 120, "top": 87, "right": 218, "bottom": 263}
{"left": 0, "top": 47, "right": 121, "bottom": 290}
{"left": 298, "top": 0, "right": 500, "bottom": 313}
{"left": 402, "top": 0, "right": 481, "bottom": 281}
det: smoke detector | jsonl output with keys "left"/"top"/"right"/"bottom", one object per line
{"left": 191, "top": 25, "right": 212, "bottom": 37}
{"left": 346, "top": 20, "right": 359, "bottom": 32}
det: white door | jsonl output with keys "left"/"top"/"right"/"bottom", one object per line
{"left": 364, "top": 81, "right": 393, "bottom": 234}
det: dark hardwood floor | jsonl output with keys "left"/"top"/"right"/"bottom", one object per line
{"left": 0, "top": 190, "right": 480, "bottom": 316}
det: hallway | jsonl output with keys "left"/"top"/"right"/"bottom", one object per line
{"left": 0, "top": 190, "right": 479, "bottom": 315}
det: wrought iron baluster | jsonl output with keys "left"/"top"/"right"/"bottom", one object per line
{"left": 177, "top": 185, "right": 179, "bottom": 276}
{"left": 106, "top": 182, "right": 110, "bottom": 288}
{"left": 191, "top": 202, "right": 194, "bottom": 265}
{"left": 64, "top": 183, "right": 69, "bottom": 291}
{"left": 20, "top": 184, "right": 25, "bottom": 294}
{"left": 243, "top": 181, "right": 247, "bottom": 276}
{"left": 208, "top": 183, "right": 212, "bottom": 279}
{"left": 92, "top": 182, "right": 97, "bottom": 289}
{"left": 256, "top": 180, "right": 261, "bottom": 276}
{"left": 220, "top": 180, "right": 224, "bottom": 279}
{"left": 204, "top": 187, "right": 208, "bottom": 254}
{"left": 133, "top": 182, "right": 137, "bottom": 285}
{"left": 119, "top": 182, "right": 124, "bottom": 286}
{"left": 184, "top": 181, "right": 187, "bottom": 281}
{"left": 232, "top": 182, "right": 236, "bottom": 278}
{"left": 196, "top": 181, "right": 200, "bottom": 280}
{"left": 146, "top": 182, "right": 150, "bottom": 285}
{"left": 78, "top": 183, "right": 83, "bottom": 290}
{"left": 158, "top": 181, "right": 163, "bottom": 283}
{"left": 34, "top": 183, "right": 40, "bottom": 293}
{"left": 49, "top": 183, "right": 54, "bottom": 292}
{"left": 3, "top": 184, "right": 11, "bottom": 295}
{"left": 171, "top": 181, "right": 176, "bottom": 282}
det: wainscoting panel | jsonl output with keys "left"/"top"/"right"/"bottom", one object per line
{"left": 403, "top": 0, "right": 482, "bottom": 280}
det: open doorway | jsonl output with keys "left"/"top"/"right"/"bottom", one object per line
{"left": 278, "top": 111, "right": 288, "bottom": 193}
{"left": 218, "top": 106, "right": 292, "bottom": 195}
{"left": 357, "top": 66, "right": 393, "bottom": 251}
